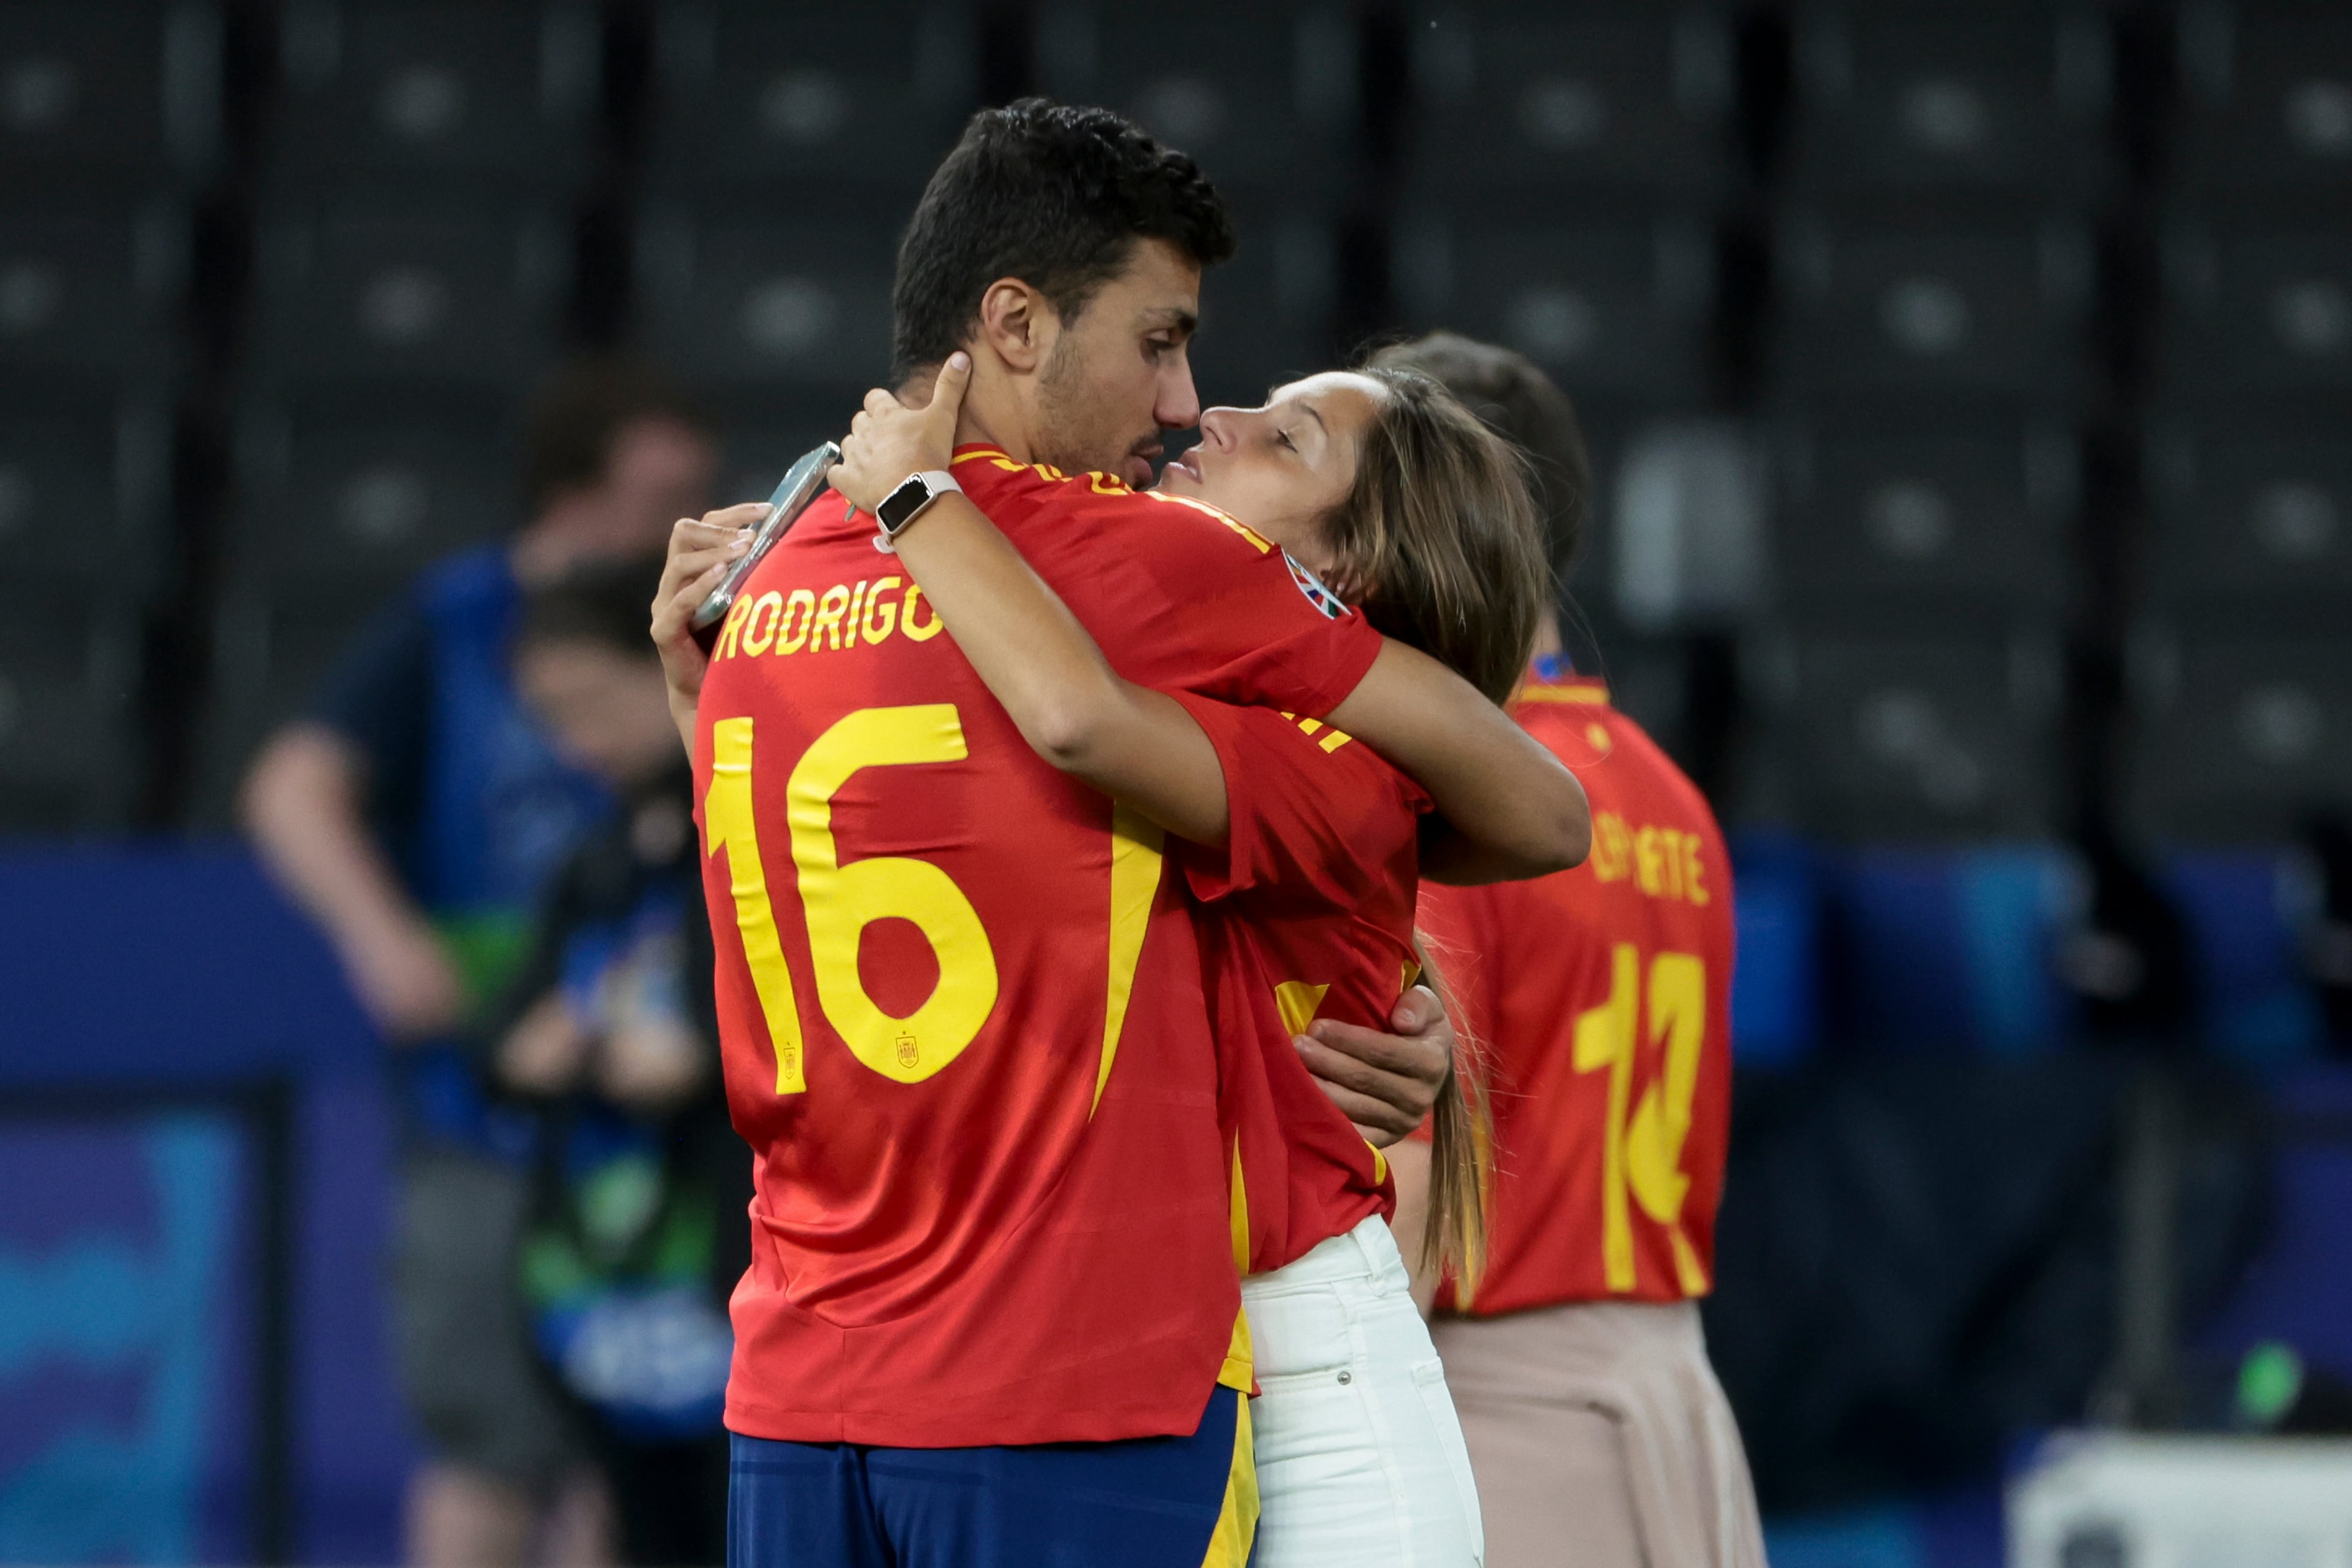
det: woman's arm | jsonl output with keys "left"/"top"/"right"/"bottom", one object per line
{"left": 649, "top": 504, "right": 764, "bottom": 754}
{"left": 1327, "top": 641, "right": 1591, "bottom": 884}
{"left": 831, "top": 357, "right": 1232, "bottom": 846}
{"left": 834, "top": 359, "right": 1589, "bottom": 882}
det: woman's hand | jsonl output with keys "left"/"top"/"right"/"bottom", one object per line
{"left": 649, "top": 502, "right": 763, "bottom": 748}
{"left": 830, "top": 353, "right": 972, "bottom": 514}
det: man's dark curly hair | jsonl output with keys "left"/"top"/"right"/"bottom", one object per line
{"left": 890, "top": 98, "right": 1236, "bottom": 380}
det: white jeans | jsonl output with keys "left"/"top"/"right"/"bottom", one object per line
{"left": 1243, "top": 1215, "right": 1485, "bottom": 1568}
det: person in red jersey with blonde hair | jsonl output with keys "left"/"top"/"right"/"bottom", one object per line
{"left": 1378, "top": 333, "right": 1767, "bottom": 1568}
{"left": 826, "top": 346, "right": 1561, "bottom": 1568}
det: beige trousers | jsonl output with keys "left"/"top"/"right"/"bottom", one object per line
{"left": 1431, "top": 1300, "right": 1765, "bottom": 1568}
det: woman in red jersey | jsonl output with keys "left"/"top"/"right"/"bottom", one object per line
{"left": 823, "top": 352, "right": 1553, "bottom": 1568}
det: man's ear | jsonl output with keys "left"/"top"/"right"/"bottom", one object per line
{"left": 974, "top": 277, "right": 1058, "bottom": 375}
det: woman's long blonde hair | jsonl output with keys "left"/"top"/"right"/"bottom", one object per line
{"left": 1315, "top": 365, "right": 1549, "bottom": 1288}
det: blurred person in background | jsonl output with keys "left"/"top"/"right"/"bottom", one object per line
{"left": 239, "top": 360, "right": 718, "bottom": 1568}
{"left": 487, "top": 556, "right": 750, "bottom": 1567}
{"left": 1379, "top": 333, "right": 1766, "bottom": 1568}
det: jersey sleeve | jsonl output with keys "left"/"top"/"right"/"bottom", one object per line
{"left": 1083, "top": 489, "right": 1383, "bottom": 717}
{"left": 1167, "top": 691, "right": 1428, "bottom": 908}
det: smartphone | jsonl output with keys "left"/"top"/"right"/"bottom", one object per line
{"left": 689, "top": 439, "right": 843, "bottom": 647}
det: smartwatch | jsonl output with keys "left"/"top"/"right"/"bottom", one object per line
{"left": 873, "top": 469, "right": 960, "bottom": 546}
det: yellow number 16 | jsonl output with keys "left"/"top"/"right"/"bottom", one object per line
{"left": 703, "top": 707, "right": 1000, "bottom": 1090}
{"left": 1573, "top": 945, "right": 1711, "bottom": 1296}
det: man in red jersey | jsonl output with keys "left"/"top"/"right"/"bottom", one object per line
{"left": 1381, "top": 335, "right": 1767, "bottom": 1568}
{"left": 646, "top": 104, "right": 1476, "bottom": 1568}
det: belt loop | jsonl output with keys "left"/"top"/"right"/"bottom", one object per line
{"left": 1349, "top": 1215, "right": 1383, "bottom": 1279}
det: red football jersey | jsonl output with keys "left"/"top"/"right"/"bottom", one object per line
{"left": 694, "top": 447, "right": 1381, "bottom": 1446}
{"left": 1418, "top": 668, "right": 1735, "bottom": 1315}
{"left": 1174, "top": 696, "right": 1428, "bottom": 1276}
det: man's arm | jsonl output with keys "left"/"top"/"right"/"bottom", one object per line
{"left": 1299, "top": 984, "right": 1454, "bottom": 1148}
{"left": 1328, "top": 640, "right": 1591, "bottom": 884}
{"left": 240, "top": 724, "right": 461, "bottom": 1041}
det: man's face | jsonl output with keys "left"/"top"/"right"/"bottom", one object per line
{"left": 577, "top": 417, "right": 718, "bottom": 556}
{"left": 1032, "top": 239, "right": 1205, "bottom": 488}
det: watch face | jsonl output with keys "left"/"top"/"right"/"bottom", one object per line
{"left": 877, "top": 477, "right": 926, "bottom": 533}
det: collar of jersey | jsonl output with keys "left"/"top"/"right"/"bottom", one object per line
{"left": 950, "top": 443, "right": 1015, "bottom": 466}
{"left": 1514, "top": 657, "right": 1610, "bottom": 707}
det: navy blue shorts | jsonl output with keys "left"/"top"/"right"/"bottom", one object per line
{"left": 727, "top": 1385, "right": 1255, "bottom": 1568}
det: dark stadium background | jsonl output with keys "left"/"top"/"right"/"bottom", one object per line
{"left": 2, "top": 2, "right": 2349, "bottom": 1564}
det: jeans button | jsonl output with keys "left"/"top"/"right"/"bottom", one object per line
{"left": 1337, "top": 1369, "right": 1352, "bottom": 1385}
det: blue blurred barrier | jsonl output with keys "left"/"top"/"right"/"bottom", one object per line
{"left": 0, "top": 846, "right": 410, "bottom": 1566}
{"left": 0, "top": 1093, "right": 273, "bottom": 1564}
{"left": 2162, "top": 851, "right": 2327, "bottom": 1064}
{"left": 2196, "top": 1066, "right": 2352, "bottom": 1375}
{"left": 1833, "top": 844, "right": 2079, "bottom": 1055}
{"left": 1730, "top": 831, "right": 1825, "bottom": 1068}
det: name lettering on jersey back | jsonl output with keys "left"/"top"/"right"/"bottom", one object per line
{"left": 1586, "top": 811, "right": 1709, "bottom": 905}
{"left": 709, "top": 576, "right": 947, "bottom": 663}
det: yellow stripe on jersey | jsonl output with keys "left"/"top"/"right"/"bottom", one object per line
{"left": 1094, "top": 804, "right": 1165, "bottom": 1115}
{"left": 1515, "top": 682, "right": 1612, "bottom": 705}
{"left": 1198, "top": 1394, "right": 1260, "bottom": 1568}
{"left": 1140, "top": 488, "right": 1275, "bottom": 552}
{"left": 1274, "top": 980, "right": 1331, "bottom": 1039}
{"left": 1221, "top": 1141, "right": 1255, "bottom": 1389}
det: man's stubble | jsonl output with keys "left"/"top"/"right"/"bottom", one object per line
{"left": 1031, "top": 331, "right": 1158, "bottom": 484}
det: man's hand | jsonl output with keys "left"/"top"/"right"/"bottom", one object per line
{"left": 1297, "top": 984, "right": 1454, "bottom": 1147}
{"left": 650, "top": 503, "right": 763, "bottom": 748}
{"left": 830, "top": 353, "right": 970, "bottom": 514}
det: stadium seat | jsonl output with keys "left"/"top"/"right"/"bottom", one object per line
{"left": 1751, "top": 623, "right": 2062, "bottom": 840}
{"left": 219, "top": 391, "right": 519, "bottom": 596}
{"left": 266, "top": 0, "right": 599, "bottom": 190}
{"left": 2130, "top": 629, "right": 2352, "bottom": 843}
{"left": 633, "top": 200, "right": 897, "bottom": 395}
{"left": 1775, "top": 211, "right": 2093, "bottom": 396}
{"left": 0, "top": 195, "right": 188, "bottom": 379}
{"left": 0, "top": 593, "right": 143, "bottom": 830}
{"left": 2161, "top": 218, "right": 2352, "bottom": 396}
{"left": 1394, "top": 207, "right": 1717, "bottom": 403}
{"left": 1399, "top": 3, "right": 1735, "bottom": 199}
{"left": 1773, "top": 403, "right": 2076, "bottom": 616}
{"left": 1038, "top": 3, "right": 1359, "bottom": 199}
{"left": 0, "top": 386, "right": 172, "bottom": 600}
{"left": 0, "top": 0, "right": 220, "bottom": 178}
{"left": 1786, "top": 5, "right": 2112, "bottom": 196}
{"left": 2174, "top": 5, "right": 2352, "bottom": 198}
{"left": 246, "top": 193, "right": 572, "bottom": 389}
{"left": 645, "top": 3, "right": 977, "bottom": 195}
{"left": 2144, "top": 410, "right": 2352, "bottom": 623}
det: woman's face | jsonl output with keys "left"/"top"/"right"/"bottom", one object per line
{"left": 1155, "top": 371, "right": 1387, "bottom": 580}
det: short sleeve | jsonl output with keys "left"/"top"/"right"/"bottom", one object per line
{"left": 1168, "top": 691, "right": 1427, "bottom": 910}
{"left": 301, "top": 591, "right": 434, "bottom": 833}
{"left": 1085, "top": 493, "right": 1383, "bottom": 717}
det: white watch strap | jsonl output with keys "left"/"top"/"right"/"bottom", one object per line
{"left": 873, "top": 469, "right": 963, "bottom": 553}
